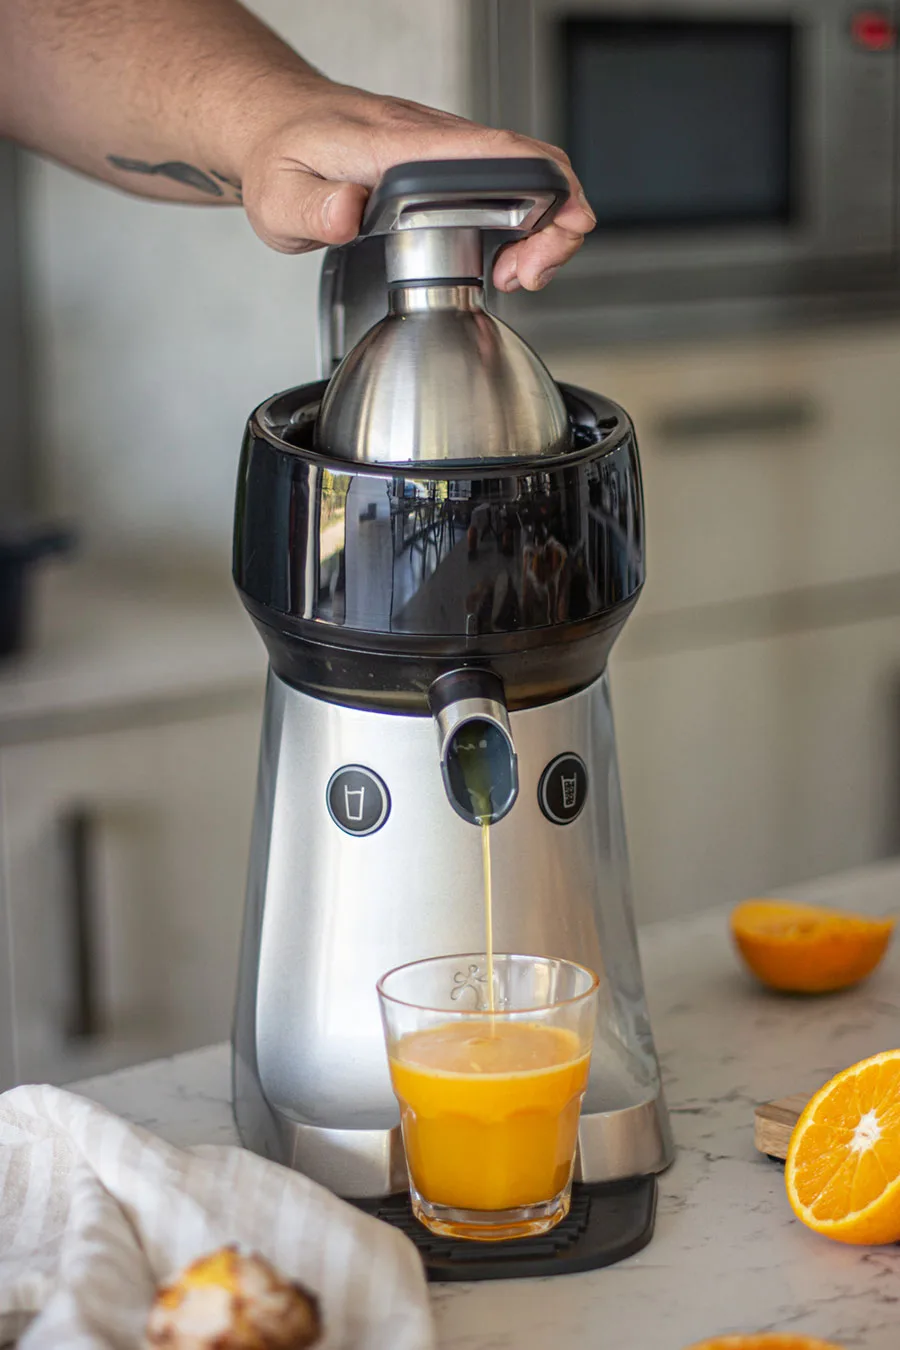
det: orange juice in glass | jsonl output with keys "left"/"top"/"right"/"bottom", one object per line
{"left": 377, "top": 954, "right": 598, "bottom": 1241}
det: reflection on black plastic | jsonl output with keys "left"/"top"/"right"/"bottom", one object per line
{"left": 234, "top": 384, "right": 645, "bottom": 644}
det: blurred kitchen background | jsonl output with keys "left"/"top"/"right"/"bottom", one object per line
{"left": 2, "top": 0, "right": 900, "bottom": 1088}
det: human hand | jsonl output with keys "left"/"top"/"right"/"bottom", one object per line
{"left": 238, "top": 79, "right": 595, "bottom": 292}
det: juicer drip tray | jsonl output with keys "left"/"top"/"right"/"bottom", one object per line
{"left": 358, "top": 1177, "right": 657, "bottom": 1282}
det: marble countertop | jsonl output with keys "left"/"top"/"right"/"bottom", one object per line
{"left": 74, "top": 858, "right": 900, "bottom": 1350}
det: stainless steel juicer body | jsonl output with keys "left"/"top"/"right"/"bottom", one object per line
{"left": 234, "top": 670, "right": 670, "bottom": 1195}
{"left": 231, "top": 160, "right": 673, "bottom": 1197}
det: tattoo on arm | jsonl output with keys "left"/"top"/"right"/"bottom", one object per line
{"left": 106, "top": 156, "right": 242, "bottom": 202}
{"left": 210, "top": 170, "right": 243, "bottom": 202}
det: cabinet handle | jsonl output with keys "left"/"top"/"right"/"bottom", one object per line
{"left": 654, "top": 394, "right": 818, "bottom": 445}
{"left": 62, "top": 807, "right": 104, "bottom": 1041}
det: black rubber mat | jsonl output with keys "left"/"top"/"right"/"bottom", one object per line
{"left": 359, "top": 1176, "right": 657, "bottom": 1282}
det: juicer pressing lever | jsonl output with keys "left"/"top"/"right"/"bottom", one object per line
{"left": 428, "top": 669, "right": 518, "bottom": 826}
{"left": 359, "top": 157, "right": 569, "bottom": 286}
{"left": 360, "top": 158, "right": 570, "bottom": 237}
{"left": 315, "top": 158, "right": 571, "bottom": 464}
{"left": 317, "top": 157, "right": 569, "bottom": 373}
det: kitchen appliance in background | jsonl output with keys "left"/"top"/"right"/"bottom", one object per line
{"left": 472, "top": 0, "right": 900, "bottom": 345}
{"left": 0, "top": 523, "right": 74, "bottom": 658}
{"left": 231, "top": 159, "right": 673, "bottom": 1278}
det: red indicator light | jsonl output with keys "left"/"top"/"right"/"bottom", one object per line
{"left": 851, "top": 10, "right": 896, "bottom": 50}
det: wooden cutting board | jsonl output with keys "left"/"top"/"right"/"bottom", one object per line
{"left": 754, "top": 1093, "right": 808, "bottom": 1160}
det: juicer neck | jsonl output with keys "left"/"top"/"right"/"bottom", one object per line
{"left": 385, "top": 227, "right": 482, "bottom": 287}
{"left": 388, "top": 283, "right": 485, "bottom": 315}
{"left": 385, "top": 229, "right": 486, "bottom": 319}
{"left": 428, "top": 670, "right": 519, "bottom": 827}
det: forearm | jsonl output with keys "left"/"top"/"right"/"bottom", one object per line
{"left": 0, "top": 0, "right": 320, "bottom": 203}
{"left": 0, "top": 0, "right": 594, "bottom": 281}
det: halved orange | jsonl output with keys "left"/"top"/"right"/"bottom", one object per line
{"left": 731, "top": 900, "right": 893, "bottom": 993}
{"left": 786, "top": 1049, "right": 900, "bottom": 1244}
{"left": 685, "top": 1338, "right": 843, "bottom": 1350}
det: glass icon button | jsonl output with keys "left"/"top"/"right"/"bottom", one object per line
{"left": 538, "top": 753, "right": 588, "bottom": 825}
{"left": 326, "top": 765, "right": 390, "bottom": 836}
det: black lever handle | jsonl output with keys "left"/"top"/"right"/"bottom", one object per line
{"left": 360, "top": 157, "right": 570, "bottom": 238}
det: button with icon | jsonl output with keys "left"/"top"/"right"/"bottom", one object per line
{"left": 538, "top": 753, "right": 588, "bottom": 825}
{"left": 326, "top": 765, "right": 390, "bottom": 836}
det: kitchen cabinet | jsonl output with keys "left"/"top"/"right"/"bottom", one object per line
{"left": 550, "top": 323, "right": 900, "bottom": 923}
{"left": 554, "top": 323, "right": 900, "bottom": 618}
{"left": 0, "top": 697, "right": 261, "bottom": 1085}
{"left": 610, "top": 614, "right": 900, "bottom": 921}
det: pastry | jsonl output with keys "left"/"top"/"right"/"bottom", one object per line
{"left": 145, "top": 1246, "right": 321, "bottom": 1350}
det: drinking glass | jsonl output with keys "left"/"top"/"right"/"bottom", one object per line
{"left": 377, "top": 952, "right": 599, "bottom": 1241}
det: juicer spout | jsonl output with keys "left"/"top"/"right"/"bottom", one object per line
{"left": 428, "top": 670, "right": 519, "bottom": 826}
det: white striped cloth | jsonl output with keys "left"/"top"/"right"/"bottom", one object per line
{"left": 0, "top": 1085, "right": 433, "bottom": 1350}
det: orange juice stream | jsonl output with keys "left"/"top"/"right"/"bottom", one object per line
{"left": 481, "top": 819, "right": 494, "bottom": 1014}
{"left": 453, "top": 727, "right": 496, "bottom": 1013}
{"left": 389, "top": 1022, "right": 590, "bottom": 1210}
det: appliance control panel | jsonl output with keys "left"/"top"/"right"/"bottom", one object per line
{"left": 538, "top": 754, "right": 589, "bottom": 826}
{"left": 324, "top": 755, "right": 592, "bottom": 833}
{"left": 326, "top": 766, "right": 391, "bottom": 837}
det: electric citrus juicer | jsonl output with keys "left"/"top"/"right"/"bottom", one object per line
{"left": 231, "top": 159, "right": 673, "bottom": 1278}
